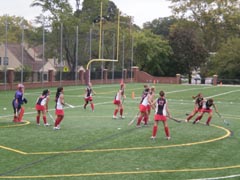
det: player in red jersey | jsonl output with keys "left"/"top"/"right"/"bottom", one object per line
{"left": 83, "top": 82, "right": 96, "bottom": 111}
{"left": 136, "top": 87, "right": 152, "bottom": 127}
{"left": 35, "top": 89, "right": 50, "bottom": 126}
{"left": 185, "top": 93, "right": 204, "bottom": 122}
{"left": 144, "top": 86, "right": 155, "bottom": 125}
{"left": 113, "top": 83, "right": 126, "bottom": 119}
{"left": 151, "top": 90, "right": 171, "bottom": 140}
{"left": 193, "top": 98, "right": 219, "bottom": 126}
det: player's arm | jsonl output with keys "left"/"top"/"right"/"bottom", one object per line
{"left": 60, "top": 94, "right": 65, "bottom": 105}
{"left": 46, "top": 96, "right": 50, "bottom": 111}
{"left": 213, "top": 103, "right": 218, "bottom": 113}
{"left": 150, "top": 99, "right": 156, "bottom": 109}
{"left": 166, "top": 101, "right": 171, "bottom": 118}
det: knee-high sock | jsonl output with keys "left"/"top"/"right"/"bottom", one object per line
{"left": 136, "top": 116, "right": 143, "bottom": 125}
{"left": 187, "top": 115, "right": 193, "bottom": 121}
{"left": 120, "top": 108, "right": 123, "bottom": 116}
{"left": 195, "top": 115, "right": 202, "bottom": 121}
{"left": 114, "top": 109, "right": 118, "bottom": 116}
{"left": 143, "top": 115, "right": 148, "bottom": 124}
{"left": 58, "top": 116, "right": 63, "bottom": 125}
{"left": 164, "top": 127, "right": 170, "bottom": 137}
{"left": 36, "top": 115, "right": 40, "bottom": 124}
{"left": 54, "top": 117, "right": 61, "bottom": 127}
{"left": 152, "top": 125, "right": 158, "bottom": 137}
{"left": 18, "top": 107, "right": 25, "bottom": 121}
{"left": 206, "top": 117, "right": 212, "bottom": 124}
{"left": 43, "top": 115, "right": 47, "bottom": 124}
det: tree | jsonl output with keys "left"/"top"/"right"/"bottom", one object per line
{"left": 30, "top": 0, "right": 128, "bottom": 73}
{"left": 143, "top": 17, "right": 177, "bottom": 39}
{"left": 168, "top": 0, "right": 240, "bottom": 52}
{"left": 134, "top": 30, "right": 172, "bottom": 76}
{"left": 169, "top": 22, "right": 208, "bottom": 82}
{"left": 211, "top": 38, "right": 240, "bottom": 80}
{"left": 0, "top": 15, "right": 33, "bottom": 44}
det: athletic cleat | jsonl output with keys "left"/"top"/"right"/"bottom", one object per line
{"left": 166, "top": 136, "right": 171, "bottom": 140}
{"left": 120, "top": 116, "right": 125, "bottom": 119}
{"left": 150, "top": 136, "right": 156, "bottom": 140}
{"left": 44, "top": 123, "right": 50, "bottom": 127}
{"left": 136, "top": 125, "right": 141, "bottom": 128}
{"left": 185, "top": 119, "right": 189, "bottom": 123}
{"left": 193, "top": 120, "right": 199, "bottom": 124}
{"left": 53, "top": 126, "right": 60, "bottom": 130}
{"left": 36, "top": 123, "right": 40, "bottom": 126}
{"left": 112, "top": 115, "right": 117, "bottom": 119}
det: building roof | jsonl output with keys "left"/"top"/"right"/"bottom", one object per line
{"left": 0, "top": 43, "right": 55, "bottom": 72}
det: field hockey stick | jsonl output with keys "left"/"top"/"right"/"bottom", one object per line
{"left": 65, "top": 103, "right": 75, "bottom": 108}
{"left": 128, "top": 112, "right": 139, "bottom": 126}
{"left": 167, "top": 116, "right": 182, "bottom": 123}
{"left": 217, "top": 111, "right": 234, "bottom": 136}
{"left": 47, "top": 111, "right": 55, "bottom": 123}
{"left": 216, "top": 112, "right": 230, "bottom": 125}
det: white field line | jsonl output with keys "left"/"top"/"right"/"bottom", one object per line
{"left": 2, "top": 86, "right": 239, "bottom": 120}
{"left": 190, "top": 173, "right": 240, "bottom": 180}
{"left": 0, "top": 102, "right": 113, "bottom": 119}
{"left": 167, "top": 86, "right": 215, "bottom": 94}
{"left": 205, "top": 89, "right": 240, "bottom": 98}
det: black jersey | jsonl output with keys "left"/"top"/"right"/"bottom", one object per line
{"left": 195, "top": 97, "right": 203, "bottom": 108}
{"left": 156, "top": 97, "right": 167, "bottom": 115}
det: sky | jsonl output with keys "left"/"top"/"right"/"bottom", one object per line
{"left": 0, "top": 0, "right": 172, "bottom": 27}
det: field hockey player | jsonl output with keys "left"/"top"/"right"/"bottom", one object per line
{"left": 150, "top": 90, "right": 171, "bottom": 140}
{"left": 113, "top": 83, "right": 126, "bottom": 119}
{"left": 35, "top": 89, "right": 50, "bottom": 126}
{"left": 193, "top": 98, "right": 219, "bottom": 126}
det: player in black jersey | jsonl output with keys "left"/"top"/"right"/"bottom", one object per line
{"left": 185, "top": 93, "right": 204, "bottom": 122}
{"left": 193, "top": 98, "right": 219, "bottom": 125}
{"left": 84, "top": 82, "right": 96, "bottom": 111}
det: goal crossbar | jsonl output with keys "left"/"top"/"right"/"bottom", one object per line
{"left": 86, "top": 59, "right": 118, "bottom": 70}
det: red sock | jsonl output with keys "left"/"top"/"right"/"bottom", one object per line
{"left": 55, "top": 117, "right": 60, "bottom": 127}
{"left": 43, "top": 116, "right": 47, "bottom": 124}
{"left": 36, "top": 115, "right": 40, "bottom": 124}
{"left": 18, "top": 107, "right": 25, "bottom": 121}
{"left": 120, "top": 108, "right": 123, "bottom": 116}
{"left": 195, "top": 115, "right": 202, "bottom": 121}
{"left": 187, "top": 115, "right": 193, "bottom": 121}
{"left": 165, "top": 127, "right": 170, "bottom": 137}
{"left": 152, "top": 125, "right": 158, "bottom": 137}
{"left": 206, "top": 117, "right": 212, "bottom": 124}
{"left": 137, "top": 116, "right": 143, "bottom": 125}
{"left": 58, "top": 116, "right": 63, "bottom": 125}
{"left": 114, "top": 109, "right": 118, "bottom": 116}
{"left": 143, "top": 115, "right": 148, "bottom": 124}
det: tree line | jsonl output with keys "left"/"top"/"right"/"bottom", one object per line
{"left": 0, "top": 0, "right": 240, "bottom": 83}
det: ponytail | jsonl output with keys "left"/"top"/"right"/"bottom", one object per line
{"left": 55, "top": 87, "right": 63, "bottom": 102}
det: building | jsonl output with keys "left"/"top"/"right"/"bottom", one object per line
{"left": 0, "top": 43, "right": 56, "bottom": 81}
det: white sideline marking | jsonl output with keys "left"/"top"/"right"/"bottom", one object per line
{"left": 190, "top": 173, "right": 240, "bottom": 180}
{"left": 206, "top": 89, "right": 240, "bottom": 98}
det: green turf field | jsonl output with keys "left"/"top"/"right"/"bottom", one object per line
{"left": 0, "top": 83, "right": 239, "bottom": 179}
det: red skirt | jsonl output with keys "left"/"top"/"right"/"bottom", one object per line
{"left": 55, "top": 109, "right": 64, "bottom": 116}
{"left": 154, "top": 114, "right": 167, "bottom": 121}
{"left": 35, "top": 104, "right": 45, "bottom": 111}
